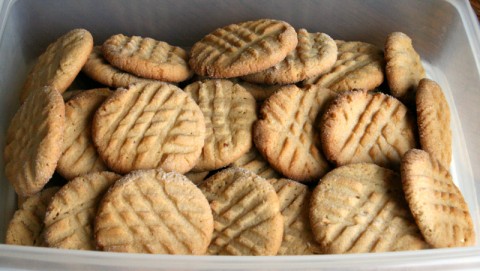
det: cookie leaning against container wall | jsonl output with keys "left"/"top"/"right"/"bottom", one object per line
{"left": 4, "top": 86, "right": 65, "bottom": 197}
{"left": 92, "top": 82, "right": 205, "bottom": 174}
{"left": 401, "top": 149, "right": 475, "bottom": 248}
{"left": 20, "top": 29, "right": 93, "bottom": 103}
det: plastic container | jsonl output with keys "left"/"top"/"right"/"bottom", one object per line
{"left": 1, "top": 0, "right": 480, "bottom": 270}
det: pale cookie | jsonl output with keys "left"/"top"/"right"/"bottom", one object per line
{"left": 184, "top": 79, "right": 257, "bottom": 171}
{"left": 43, "top": 172, "right": 121, "bottom": 250}
{"left": 92, "top": 82, "right": 205, "bottom": 174}
{"left": 237, "top": 81, "right": 283, "bottom": 102}
{"left": 185, "top": 171, "right": 210, "bottom": 185}
{"left": 321, "top": 89, "right": 417, "bottom": 169}
{"left": 189, "top": 19, "right": 298, "bottom": 78}
{"left": 254, "top": 84, "right": 335, "bottom": 182}
{"left": 303, "top": 40, "right": 384, "bottom": 92}
{"left": 385, "top": 32, "right": 425, "bottom": 102}
{"left": 268, "top": 178, "right": 321, "bottom": 255}
{"left": 199, "top": 167, "right": 283, "bottom": 255}
{"left": 242, "top": 29, "right": 337, "bottom": 85}
{"left": 416, "top": 78, "right": 452, "bottom": 167}
{"left": 83, "top": 46, "right": 156, "bottom": 88}
{"left": 4, "top": 86, "right": 65, "bottom": 197}
{"left": 401, "top": 149, "right": 475, "bottom": 248}
{"left": 20, "top": 29, "right": 93, "bottom": 102}
{"left": 310, "top": 163, "right": 429, "bottom": 253}
{"left": 5, "top": 187, "right": 59, "bottom": 246}
{"left": 95, "top": 169, "right": 213, "bottom": 254}
{"left": 231, "top": 147, "right": 281, "bottom": 179}
{"left": 102, "top": 34, "right": 191, "bottom": 82}
{"left": 57, "top": 88, "right": 111, "bottom": 180}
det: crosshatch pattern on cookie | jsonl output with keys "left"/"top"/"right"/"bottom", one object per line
{"left": 310, "top": 163, "right": 429, "bottom": 253}
{"left": 95, "top": 170, "right": 213, "bottom": 254}
{"left": 92, "top": 82, "right": 205, "bottom": 174}
{"left": 199, "top": 167, "right": 283, "bottom": 255}
{"left": 321, "top": 90, "right": 417, "bottom": 169}
{"left": 303, "top": 40, "right": 384, "bottom": 92}
{"left": 401, "top": 149, "right": 475, "bottom": 248}
{"left": 254, "top": 84, "right": 335, "bottom": 182}
{"left": 268, "top": 178, "right": 321, "bottom": 255}
{"left": 185, "top": 79, "right": 257, "bottom": 171}
{"left": 189, "top": 19, "right": 298, "bottom": 78}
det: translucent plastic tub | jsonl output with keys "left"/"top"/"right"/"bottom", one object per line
{"left": 1, "top": 0, "right": 480, "bottom": 270}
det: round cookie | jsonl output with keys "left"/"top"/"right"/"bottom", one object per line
{"left": 184, "top": 79, "right": 257, "bottom": 171}
{"left": 57, "top": 88, "right": 111, "bottom": 180}
{"left": 401, "top": 149, "right": 475, "bottom": 248}
{"left": 321, "top": 89, "right": 417, "bottom": 169}
{"left": 385, "top": 32, "right": 425, "bottom": 102}
{"left": 231, "top": 147, "right": 281, "bottom": 179}
{"left": 20, "top": 29, "right": 93, "bottom": 102}
{"left": 62, "top": 89, "right": 84, "bottom": 102}
{"left": 5, "top": 187, "right": 60, "bottom": 246}
{"left": 416, "top": 78, "right": 452, "bottom": 167}
{"left": 310, "top": 163, "right": 429, "bottom": 253}
{"left": 102, "top": 34, "right": 191, "bottom": 82}
{"left": 199, "top": 167, "right": 283, "bottom": 255}
{"left": 242, "top": 29, "right": 337, "bottom": 85}
{"left": 95, "top": 169, "right": 213, "bottom": 254}
{"left": 43, "top": 172, "right": 121, "bottom": 250}
{"left": 4, "top": 86, "right": 65, "bottom": 197}
{"left": 82, "top": 46, "right": 157, "bottom": 88}
{"left": 303, "top": 40, "right": 384, "bottom": 92}
{"left": 189, "top": 19, "right": 298, "bottom": 78}
{"left": 254, "top": 84, "right": 335, "bottom": 182}
{"left": 92, "top": 82, "right": 205, "bottom": 174}
{"left": 268, "top": 178, "right": 321, "bottom": 255}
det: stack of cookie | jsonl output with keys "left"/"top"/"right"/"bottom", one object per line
{"left": 3, "top": 18, "right": 475, "bottom": 256}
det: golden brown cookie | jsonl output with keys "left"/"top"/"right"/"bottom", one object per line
{"left": 20, "top": 29, "right": 93, "bottom": 102}
{"left": 43, "top": 172, "right": 121, "bottom": 250}
{"left": 199, "top": 167, "right": 283, "bottom": 255}
{"left": 189, "top": 19, "right": 298, "bottom": 78}
{"left": 62, "top": 89, "right": 84, "bottom": 102}
{"left": 4, "top": 86, "right": 65, "bottom": 197}
{"left": 310, "top": 163, "right": 429, "bottom": 253}
{"left": 303, "top": 40, "right": 384, "bottom": 92}
{"left": 321, "top": 89, "right": 417, "bottom": 169}
{"left": 95, "top": 169, "right": 213, "bottom": 254}
{"left": 231, "top": 147, "right": 281, "bottom": 179}
{"left": 82, "top": 46, "right": 156, "bottom": 88}
{"left": 385, "top": 32, "right": 425, "bottom": 102}
{"left": 254, "top": 84, "right": 335, "bottom": 182}
{"left": 5, "top": 187, "right": 59, "bottom": 246}
{"left": 416, "top": 78, "right": 452, "bottom": 167}
{"left": 57, "top": 88, "right": 111, "bottom": 180}
{"left": 102, "top": 34, "right": 191, "bottom": 82}
{"left": 92, "top": 82, "right": 205, "bottom": 174}
{"left": 184, "top": 79, "right": 257, "bottom": 171}
{"left": 242, "top": 29, "right": 337, "bottom": 85}
{"left": 401, "top": 149, "right": 475, "bottom": 248}
{"left": 268, "top": 178, "right": 320, "bottom": 255}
